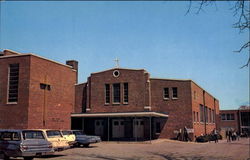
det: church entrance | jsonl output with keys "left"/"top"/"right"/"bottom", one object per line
{"left": 112, "top": 119, "right": 125, "bottom": 138}
{"left": 133, "top": 119, "right": 144, "bottom": 138}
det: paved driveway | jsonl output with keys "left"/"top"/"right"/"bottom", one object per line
{"left": 34, "top": 138, "right": 249, "bottom": 160}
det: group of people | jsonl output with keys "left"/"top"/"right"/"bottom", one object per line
{"left": 226, "top": 129, "right": 240, "bottom": 142}
{"left": 176, "top": 126, "right": 190, "bottom": 142}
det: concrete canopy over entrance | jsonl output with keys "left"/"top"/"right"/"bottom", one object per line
{"left": 71, "top": 112, "right": 168, "bottom": 141}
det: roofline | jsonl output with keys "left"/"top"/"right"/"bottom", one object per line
{"left": 75, "top": 82, "right": 87, "bottom": 86}
{"left": 71, "top": 111, "right": 168, "bottom": 118}
{"left": 150, "top": 78, "right": 191, "bottom": 81}
{"left": 91, "top": 67, "right": 147, "bottom": 75}
{"left": 0, "top": 52, "right": 76, "bottom": 71}
{"left": 150, "top": 78, "right": 218, "bottom": 101}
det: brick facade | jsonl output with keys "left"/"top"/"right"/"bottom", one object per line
{"left": 74, "top": 68, "right": 219, "bottom": 140}
{"left": 0, "top": 50, "right": 77, "bottom": 130}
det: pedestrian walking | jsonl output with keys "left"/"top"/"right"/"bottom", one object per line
{"left": 213, "top": 129, "right": 218, "bottom": 143}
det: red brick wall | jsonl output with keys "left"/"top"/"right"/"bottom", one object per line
{"left": 27, "top": 56, "right": 76, "bottom": 130}
{"left": 191, "top": 82, "right": 218, "bottom": 137}
{"left": 219, "top": 110, "right": 239, "bottom": 131}
{"left": 0, "top": 56, "right": 30, "bottom": 129}
{"left": 87, "top": 69, "right": 149, "bottom": 113}
{"left": 150, "top": 79, "right": 193, "bottom": 139}
{"left": 75, "top": 83, "right": 87, "bottom": 113}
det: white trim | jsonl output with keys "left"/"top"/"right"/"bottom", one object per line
{"left": 71, "top": 112, "right": 168, "bottom": 118}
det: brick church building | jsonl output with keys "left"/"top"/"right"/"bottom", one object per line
{"left": 72, "top": 68, "right": 220, "bottom": 141}
{"left": 0, "top": 50, "right": 77, "bottom": 129}
{"left": 0, "top": 49, "right": 220, "bottom": 141}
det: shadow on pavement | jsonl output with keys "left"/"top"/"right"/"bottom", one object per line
{"left": 38, "top": 154, "right": 65, "bottom": 159}
{"left": 150, "top": 152, "right": 230, "bottom": 160}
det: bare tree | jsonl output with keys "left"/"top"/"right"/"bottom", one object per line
{"left": 186, "top": 0, "right": 250, "bottom": 68}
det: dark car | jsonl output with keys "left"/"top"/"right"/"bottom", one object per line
{"left": 72, "top": 130, "right": 101, "bottom": 147}
{"left": 0, "top": 129, "right": 54, "bottom": 160}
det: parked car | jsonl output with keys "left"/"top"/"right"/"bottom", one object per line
{"left": 42, "top": 130, "right": 70, "bottom": 151}
{"left": 72, "top": 130, "right": 101, "bottom": 147}
{"left": 60, "top": 130, "right": 76, "bottom": 147}
{"left": 0, "top": 129, "right": 54, "bottom": 160}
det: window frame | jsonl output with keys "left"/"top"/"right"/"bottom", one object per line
{"left": 112, "top": 83, "right": 121, "bottom": 104}
{"left": 123, "top": 83, "right": 129, "bottom": 104}
{"left": 172, "top": 87, "right": 178, "bottom": 99}
{"left": 7, "top": 63, "right": 19, "bottom": 104}
{"left": 163, "top": 88, "right": 170, "bottom": 100}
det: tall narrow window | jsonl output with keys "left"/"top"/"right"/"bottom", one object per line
{"left": 123, "top": 83, "right": 128, "bottom": 104}
{"left": 200, "top": 105, "right": 204, "bottom": 122}
{"left": 163, "top": 88, "right": 169, "bottom": 99}
{"left": 172, "top": 87, "right": 178, "bottom": 98}
{"left": 196, "top": 112, "right": 199, "bottom": 122}
{"left": 113, "top": 83, "right": 120, "bottom": 103}
{"left": 193, "top": 111, "right": 196, "bottom": 122}
{"left": 8, "top": 64, "right": 19, "bottom": 103}
{"left": 205, "top": 106, "right": 208, "bottom": 123}
{"left": 105, "top": 84, "right": 110, "bottom": 104}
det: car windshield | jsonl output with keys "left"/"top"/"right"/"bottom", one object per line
{"left": 46, "top": 131, "right": 62, "bottom": 137}
{"left": 22, "top": 131, "right": 45, "bottom": 140}
{"left": 73, "top": 131, "right": 85, "bottom": 135}
{"left": 62, "top": 131, "right": 73, "bottom": 135}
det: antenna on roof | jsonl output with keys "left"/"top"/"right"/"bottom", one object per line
{"left": 114, "top": 58, "right": 120, "bottom": 68}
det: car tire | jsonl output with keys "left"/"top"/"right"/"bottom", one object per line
{"left": 83, "top": 144, "right": 90, "bottom": 147}
{"left": 23, "top": 157, "right": 34, "bottom": 160}
{"left": 0, "top": 152, "right": 9, "bottom": 160}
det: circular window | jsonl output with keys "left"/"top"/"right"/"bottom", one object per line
{"left": 113, "top": 70, "right": 120, "bottom": 77}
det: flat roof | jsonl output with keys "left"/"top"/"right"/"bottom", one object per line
{"left": 71, "top": 111, "right": 168, "bottom": 118}
{"left": 0, "top": 50, "right": 76, "bottom": 71}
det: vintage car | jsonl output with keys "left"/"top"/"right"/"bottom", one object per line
{"left": 72, "top": 130, "right": 101, "bottom": 147}
{"left": 42, "top": 130, "right": 70, "bottom": 151}
{"left": 60, "top": 130, "right": 76, "bottom": 147}
{"left": 0, "top": 129, "right": 54, "bottom": 160}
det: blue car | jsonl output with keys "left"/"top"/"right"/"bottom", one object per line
{"left": 72, "top": 130, "right": 101, "bottom": 147}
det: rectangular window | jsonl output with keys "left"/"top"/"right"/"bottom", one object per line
{"left": 8, "top": 64, "right": 19, "bottom": 103}
{"left": 221, "top": 113, "right": 235, "bottom": 121}
{"left": 194, "top": 91, "right": 197, "bottom": 100}
{"left": 40, "top": 83, "right": 51, "bottom": 91}
{"left": 221, "top": 114, "right": 226, "bottom": 120}
{"left": 105, "top": 84, "right": 110, "bottom": 104}
{"left": 205, "top": 106, "right": 208, "bottom": 123}
{"left": 163, "top": 88, "right": 169, "bottom": 99}
{"left": 172, "top": 87, "right": 178, "bottom": 99}
{"left": 196, "top": 112, "right": 199, "bottom": 122}
{"left": 211, "top": 109, "right": 214, "bottom": 123}
{"left": 193, "top": 111, "right": 196, "bottom": 122}
{"left": 200, "top": 105, "right": 204, "bottom": 122}
{"left": 113, "top": 83, "right": 120, "bottom": 103}
{"left": 123, "top": 83, "right": 128, "bottom": 104}
{"left": 209, "top": 108, "right": 211, "bottom": 123}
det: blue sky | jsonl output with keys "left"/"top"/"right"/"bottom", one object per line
{"left": 0, "top": 1, "right": 249, "bottom": 110}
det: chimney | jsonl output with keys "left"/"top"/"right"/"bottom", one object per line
{"left": 66, "top": 60, "right": 78, "bottom": 83}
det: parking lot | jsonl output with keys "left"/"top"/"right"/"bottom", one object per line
{"left": 34, "top": 138, "right": 250, "bottom": 160}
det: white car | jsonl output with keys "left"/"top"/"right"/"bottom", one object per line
{"left": 42, "top": 130, "right": 70, "bottom": 151}
{"left": 72, "top": 130, "right": 101, "bottom": 147}
{"left": 60, "top": 130, "right": 76, "bottom": 147}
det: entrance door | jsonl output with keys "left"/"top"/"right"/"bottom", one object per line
{"left": 95, "top": 120, "right": 104, "bottom": 136}
{"left": 112, "top": 119, "right": 124, "bottom": 138}
{"left": 133, "top": 119, "right": 144, "bottom": 138}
